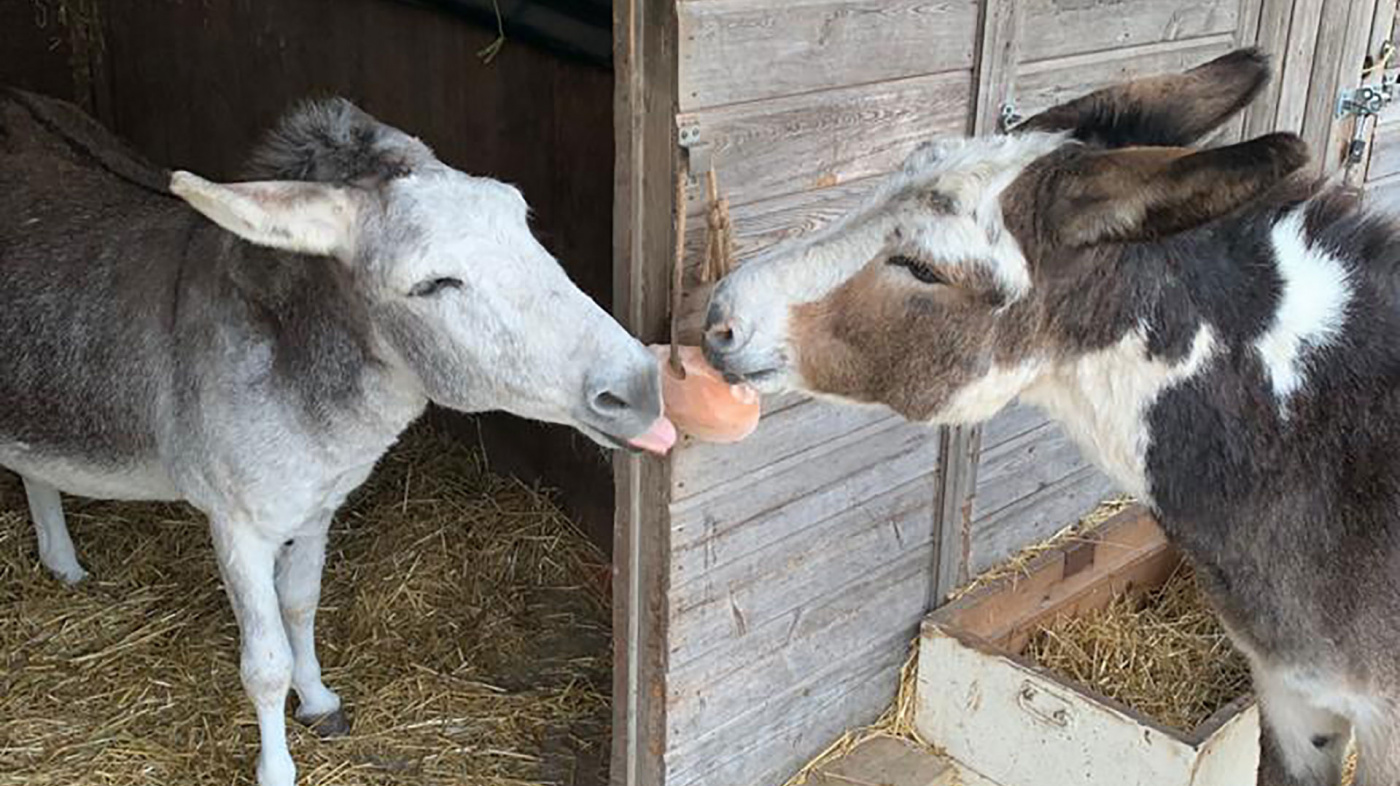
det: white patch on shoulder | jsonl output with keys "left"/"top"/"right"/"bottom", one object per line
{"left": 1254, "top": 209, "right": 1352, "bottom": 410}
{"left": 1022, "top": 323, "right": 1217, "bottom": 502}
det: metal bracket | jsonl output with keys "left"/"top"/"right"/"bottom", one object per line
{"left": 998, "top": 101, "right": 1024, "bottom": 134}
{"left": 677, "top": 121, "right": 711, "bottom": 177}
{"left": 1337, "top": 80, "right": 1396, "bottom": 165}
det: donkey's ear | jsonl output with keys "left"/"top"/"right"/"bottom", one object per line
{"left": 1018, "top": 48, "right": 1271, "bottom": 147}
{"left": 1045, "top": 132, "right": 1309, "bottom": 246}
{"left": 170, "top": 171, "right": 359, "bottom": 256}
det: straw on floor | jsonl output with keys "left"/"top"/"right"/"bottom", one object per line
{"left": 0, "top": 422, "right": 611, "bottom": 786}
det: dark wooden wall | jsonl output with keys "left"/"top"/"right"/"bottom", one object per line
{"left": 1, "top": 0, "right": 618, "bottom": 550}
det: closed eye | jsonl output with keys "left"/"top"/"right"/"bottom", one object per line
{"left": 410, "top": 277, "right": 463, "bottom": 297}
{"left": 886, "top": 255, "right": 946, "bottom": 286}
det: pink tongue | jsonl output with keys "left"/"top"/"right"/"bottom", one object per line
{"left": 628, "top": 416, "right": 678, "bottom": 455}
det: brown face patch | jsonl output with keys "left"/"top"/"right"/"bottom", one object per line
{"left": 790, "top": 258, "right": 1024, "bottom": 420}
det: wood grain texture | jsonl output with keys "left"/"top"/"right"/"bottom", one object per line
{"left": 1370, "top": 117, "right": 1400, "bottom": 182}
{"left": 677, "top": 0, "right": 979, "bottom": 111}
{"left": 669, "top": 419, "right": 936, "bottom": 586}
{"left": 669, "top": 476, "right": 936, "bottom": 665}
{"left": 1304, "top": 0, "right": 1377, "bottom": 176}
{"left": 1020, "top": 0, "right": 1240, "bottom": 64}
{"left": 612, "top": 0, "right": 679, "bottom": 782}
{"left": 677, "top": 70, "right": 973, "bottom": 210}
{"left": 1349, "top": 0, "right": 1398, "bottom": 186}
{"left": 668, "top": 632, "right": 910, "bottom": 786}
{"left": 1243, "top": 0, "right": 1297, "bottom": 136}
{"left": 972, "top": 420, "right": 1096, "bottom": 520}
{"left": 671, "top": 398, "right": 892, "bottom": 500}
{"left": 969, "top": 464, "right": 1121, "bottom": 574}
{"left": 980, "top": 401, "right": 1053, "bottom": 451}
{"left": 1273, "top": 0, "right": 1326, "bottom": 133}
{"left": 1015, "top": 35, "right": 1239, "bottom": 116}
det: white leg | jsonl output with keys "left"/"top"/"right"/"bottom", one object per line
{"left": 275, "top": 527, "right": 345, "bottom": 735}
{"left": 22, "top": 475, "right": 86, "bottom": 583}
{"left": 212, "top": 519, "right": 297, "bottom": 786}
{"left": 1254, "top": 666, "right": 1350, "bottom": 786}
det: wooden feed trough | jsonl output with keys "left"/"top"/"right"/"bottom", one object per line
{"left": 917, "top": 508, "right": 1259, "bottom": 786}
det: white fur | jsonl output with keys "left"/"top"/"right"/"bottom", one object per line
{"left": 934, "top": 361, "right": 1044, "bottom": 424}
{"left": 1254, "top": 209, "right": 1353, "bottom": 409}
{"left": 1022, "top": 323, "right": 1218, "bottom": 502}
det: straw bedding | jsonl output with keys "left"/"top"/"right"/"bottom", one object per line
{"left": 1025, "top": 563, "right": 1250, "bottom": 731}
{"left": 0, "top": 421, "right": 611, "bottom": 786}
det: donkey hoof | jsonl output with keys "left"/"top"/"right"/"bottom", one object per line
{"left": 300, "top": 707, "right": 351, "bottom": 738}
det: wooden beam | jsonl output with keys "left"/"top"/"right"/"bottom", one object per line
{"left": 933, "top": 0, "right": 1021, "bottom": 605}
{"left": 611, "top": 0, "right": 678, "bottom": 783}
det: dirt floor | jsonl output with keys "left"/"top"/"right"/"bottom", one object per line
{"left": 0, "top": 423, "right": 611, "bottom": 786}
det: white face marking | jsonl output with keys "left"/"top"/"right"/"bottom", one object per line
{"left": 1022, "top": 323, "right": 1218, "bottom": 502}
{"left": 1254, "top": 209, "right": 1353, "bottom": 410}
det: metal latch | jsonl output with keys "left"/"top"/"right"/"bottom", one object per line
{"left": 998, "top": 101, "right": 1024, "bottom": 134}
{"left": 677, "top": 121, "right": 711, "bottom": 177}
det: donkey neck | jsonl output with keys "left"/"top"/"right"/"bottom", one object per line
{"left": 1017, "top": 192, "right": 1341, "bottom": 506}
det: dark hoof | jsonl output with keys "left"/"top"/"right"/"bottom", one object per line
{"left": 300, "top": 707, "right": 351, "bottom": 738}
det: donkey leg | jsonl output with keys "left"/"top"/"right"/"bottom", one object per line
{"left": 275, "top": 526, "right": 346, "bottom": 737}
{"left": 1255, "top": 667, "right": 1351, "bottom": 786}
{"left": 22, "top": 475, "right": 86, "bottom": 583}
{"left": 213, "top": 518, "right": 297, "bottom": 786}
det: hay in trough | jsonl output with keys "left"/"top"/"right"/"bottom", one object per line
{"left": 1025, "top": 563, "right": 1250, "bottom": 732}
{"left": 0, "top": 421, "right": 611, "bottom": 786}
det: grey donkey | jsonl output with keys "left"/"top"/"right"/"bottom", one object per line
{"left": 0, "top": 88, "right": 676, "bottom": 786}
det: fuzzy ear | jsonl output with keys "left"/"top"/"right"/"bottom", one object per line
{"left": 1044, "top": 132, "right": 1309, "bottom": 245}
{"left": 1018, "top": 48, "right": 1271, "bottom": 147}
{"left": 169, "top": 171, "right": 359, "bottom": 256}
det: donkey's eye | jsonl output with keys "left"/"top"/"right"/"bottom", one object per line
{"left": 887, "top": 255, "right": 946, "bottom": 286}
{"left": 410, "top": 277, "right": 463, "bottom": 297}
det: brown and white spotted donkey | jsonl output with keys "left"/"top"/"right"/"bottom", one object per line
{"left": 704, "top": 49, "right": 1400, "bottom": 786}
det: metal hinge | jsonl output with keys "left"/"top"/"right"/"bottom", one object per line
{"left": 1338, "top": 42, "right": 1398, "bottom": 165}
{"left": 677, "top": 121, "right": 711, "bottom": 177}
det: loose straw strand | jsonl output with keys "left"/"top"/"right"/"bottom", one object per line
{"left": 669, "top": 161, "right": 689, "bottom": 377}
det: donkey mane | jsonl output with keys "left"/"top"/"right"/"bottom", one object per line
{"left": 244, "top": 97, "right": 433, "bottom": 184}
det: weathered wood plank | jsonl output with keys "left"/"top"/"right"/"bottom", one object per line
{"left": 677, "top": 0, "right": 979, "bottom": 111}
{"left": 971, "top": 0, "right": 1023, "bottom": 135}
{"left": 669, "top": 477, "right": 935, "bottom": 664}
{"left": 611, "top": 0, "right": 677, "bottom": 782}
{"left": 969, "top": 463, "right": 1121, "bottom": 574}
{"left": 678, "top": 70, "right": 973, "bottom": 211}
{"left": 1352, "top": 0, "right": 1400, "bottom": 186}
{"left": 1273, "top": 0, "right": 1325, "bottom": 134}
{"left": 1020, "top": 0, "right": 1240, "bottom": 64}
{"left": 668, "top": 539, "right": 934, "bottom": 743}
{"left": 1014, "top": 35, "right": 1239, "bottom": 116}
{"left": 667, "top": 630, "right": 912, "bottom": 786}
{"left": 981, "top": 400, "right": 1052, "bottom": 451}
{"left": 1243, "top": 0, "right": 1296, "bottom": 137}
{"left": 1366, "top": 117, "right": 1400, "bottom": 182}
{"left": 672, "top": 398, "right": 893, "bottom": 500}
{"left": 1305, "top": 0, "right": 1377, "bottom": 175}
{"left": 670, "top": 420, "right": 937, "bottom": 583}
{"left": 1364, "top": 170, "right": 1400, "bottom": 214}
{"left": 972, "top": 420, "right": 1094, "bottom": 521}
{"left": 809, "top": 737, "right": 951, "bottom": 786}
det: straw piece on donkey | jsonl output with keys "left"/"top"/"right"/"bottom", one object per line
{"left": 704, "top": 48, "right": 1400, "bottom": 786}
{"left": 0, "top": 86, "right": 674, "bottom": 786}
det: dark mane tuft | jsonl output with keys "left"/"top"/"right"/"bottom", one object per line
{"left": 244, "top": 97, "right": 432, "bottom": 184}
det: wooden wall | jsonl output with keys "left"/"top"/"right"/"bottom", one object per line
{"left": 615, "top": 1, "right": 1292, "bottom": 785}
{"left": 1, "top": 0, "right": 619, "bottom": 549}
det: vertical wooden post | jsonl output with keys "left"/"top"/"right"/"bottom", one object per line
{"left": 932, "top": 0, "right": 1023, "bottom": 605}
{"left": 611, "top": 0, "right": 679, "bottom": 784}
